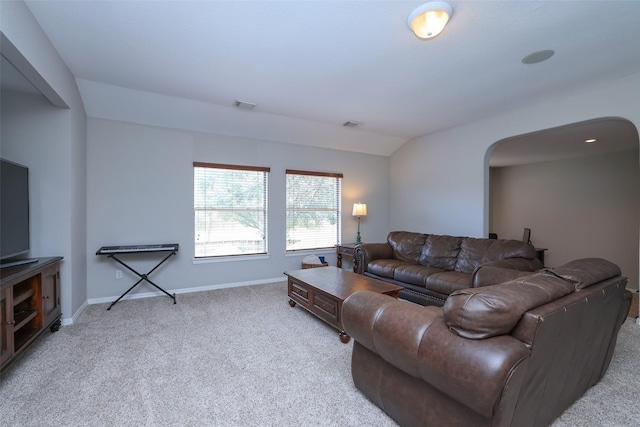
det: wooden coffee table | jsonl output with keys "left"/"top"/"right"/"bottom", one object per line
{"left": 284, "top": 266, "right": 403, "bottom": 343}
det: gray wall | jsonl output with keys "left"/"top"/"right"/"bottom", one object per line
{"left": 1, "top": 0, "right": 87, "bottom": 324}
{"left": 86, "top": 118, "right": 390, "bottom": 301}
{"left": 490, "top": 150, "right": 639, "bottom": 289}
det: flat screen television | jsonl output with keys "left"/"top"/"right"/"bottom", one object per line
{"left": 1, "top": 158, "right": 34, "bottom": 267}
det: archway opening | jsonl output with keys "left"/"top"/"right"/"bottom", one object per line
{"left": 486, "top": 117, "right": 639, "bottom": 290}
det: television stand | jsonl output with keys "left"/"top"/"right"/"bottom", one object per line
{"left": 1, "top": 257, "right": 63, "bottom": 370}
{"left": 0, "top": 258, "right": 39, "bottom": 269}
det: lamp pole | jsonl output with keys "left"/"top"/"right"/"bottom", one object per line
{"left": 352, "top": 202, "right": 367, "bottom": 245}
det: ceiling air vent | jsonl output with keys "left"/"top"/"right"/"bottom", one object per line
{"left": 342, "top": 121, "right": 362, "bottom": 128}
{"left": 234, "top": 100, "right": 257, "bottom": 110}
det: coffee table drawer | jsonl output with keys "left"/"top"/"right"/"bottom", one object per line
{"left": 288, "top": 277, "right": 340, "bottom": 327}
{"left": 312, "top": 293, "right": 339, "bottom": 324}
{"left": 289, "top": 279, "right": 310, "bottom": 304}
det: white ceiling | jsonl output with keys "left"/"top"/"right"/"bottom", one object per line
{"left": 9, "top": 1, "right": 640, "bottom": 159}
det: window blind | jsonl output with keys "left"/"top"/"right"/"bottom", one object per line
{"left": 194, "top": 162, "right": 269, "bottom": 257}
{"left": 286, "top": 169, "right": 342, "bottom": 251}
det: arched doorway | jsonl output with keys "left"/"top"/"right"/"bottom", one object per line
{"left": 487, "top": 117, "right": 639, "bottom": 289}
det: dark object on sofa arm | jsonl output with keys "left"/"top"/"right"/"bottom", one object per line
{"left": 354, "top": 231, "right": 543, "bottom": 306}
{"left": 342, "top": 257, "right": 631, "bottom": 427}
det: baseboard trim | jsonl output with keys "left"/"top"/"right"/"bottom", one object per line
{"left": 86, "top": 276, "right": 286, "bottom": 306}
{"left": 61, "top": 299, "right": 88, "bottom": 326}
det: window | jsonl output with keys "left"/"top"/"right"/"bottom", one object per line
{"left": 286, "top": 169, "right": 342, "bottom": 251}
{"left": 194, "top": 162, "right": 269, "bottom": 258}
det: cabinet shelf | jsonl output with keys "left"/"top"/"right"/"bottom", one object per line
{"left": 14, "top": 327, "right": 39, "bottom": 351}
{"left": 12, "top": 288, "right": 35, "bottom": 306}
{"left": 14, "top": 309, "right": 38, "bottom": 331}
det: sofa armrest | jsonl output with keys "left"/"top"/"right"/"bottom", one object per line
{"left": 472, "top": 258, "right": 543, "bottom": 287}
{"left": 342, "top": 290, "right": 443, "bottom": 376}
{"left": 472, "top": 266, "right": 537, "bottom": 287}
{"left": 342, "top": 290, "right": 531, "bottom": 418}
{"left": 354, "top": 242, "right": 393, "bottom": 274}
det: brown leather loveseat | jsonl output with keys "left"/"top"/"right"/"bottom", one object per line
{"left": 342, "top": 258, "right": 631, "bottom": 427}
{"left": 355, "top": 231, "right": 543, "bottom": 306}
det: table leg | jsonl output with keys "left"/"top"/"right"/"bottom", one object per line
{"left": 339, "top": 331, "right": 351, "bottom": 344}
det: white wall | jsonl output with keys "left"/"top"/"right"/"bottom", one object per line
{"left": 86, "top": 118, "right": 390, "bottom": 301}
{"left": 1, "top": 0, "right": 87, "bottom": 323}
{"left": 490, "top": 150, "right": 639, "bottom": 288}
{"left": 391, "top": 73, "right": 640, "bottom": 277}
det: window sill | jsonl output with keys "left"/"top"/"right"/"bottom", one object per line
{"left": 285, "top": 248, "right": 335, "bottom": 257}
{"left": 193, "top": 254, "right": 270, "bottom": 264}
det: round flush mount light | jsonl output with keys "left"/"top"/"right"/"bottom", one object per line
{"left": 522, "top": 49, "right": 555, "bottom": 64}
{"left": 407, "top": 1, "right": 454, "bottom": 39}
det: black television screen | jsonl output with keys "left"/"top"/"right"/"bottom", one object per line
{"left": 1, "top": 159, "right": 30, "bottom": 260}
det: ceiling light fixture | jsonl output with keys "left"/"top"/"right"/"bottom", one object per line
{"left": 407, "top": 1, "right": 454, "bottom": 39}
{"left": 584, "top": 138, "right": 598, "bottom": 144}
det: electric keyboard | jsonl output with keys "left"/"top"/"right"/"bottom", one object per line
{"left": 96, "top": 243, "right": 179, "bottom": 309}
{"left": 96, "top": 244, "right": 179, "bottom": 255}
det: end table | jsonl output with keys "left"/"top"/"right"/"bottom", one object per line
{"left": 336, "top": 243, "right": 358, "bottom": 272}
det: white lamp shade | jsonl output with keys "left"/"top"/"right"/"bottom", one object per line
{"left": 408, "top": 2, "right": 454, "bottom": 39}
{"left": 352, "top": 203, "right": 367, "bottom": 217}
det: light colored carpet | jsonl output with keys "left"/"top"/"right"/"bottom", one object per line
{"left": 0, "top": 282, "right": 638, "bottom": 426}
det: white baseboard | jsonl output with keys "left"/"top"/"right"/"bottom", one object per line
{"left": 86, "top": 276, "right": 286, "bottom": 306}
{"left": 60, "top": 298, "right": 88, "bottom": 326}
{"left": 61, "top": 277, "right": 286, "bottom": 326}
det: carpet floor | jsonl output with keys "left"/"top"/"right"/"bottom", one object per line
{"left": 1, "top": 282, "right": 638, "bottom": 426}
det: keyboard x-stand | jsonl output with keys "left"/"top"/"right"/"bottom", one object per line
{"left": 96, "top": 244, "right": 179, "bottom": 310}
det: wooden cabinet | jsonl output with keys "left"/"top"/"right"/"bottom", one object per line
{"left": 0, "top": 257, "right": 62, "bottom": 371}
{"left": 41, "top": 265, "right": 61, "bottom": 330}
{"left": 0, "top": 286, "right": 12, "bottom": 366}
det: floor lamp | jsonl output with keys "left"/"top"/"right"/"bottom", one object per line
{"left": 352, "top": 202, "right": 367, "bottom": 244}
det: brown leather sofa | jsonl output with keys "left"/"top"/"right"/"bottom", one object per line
{"left": 354, "top": 231, "right": 543, "bottom": 306}
{"left": 342, "top": 258, "right": 631, "bottom": 427}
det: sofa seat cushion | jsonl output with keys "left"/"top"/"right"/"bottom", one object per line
{"left": 367, "top": 259, "right": 408, "bottom": 279}
{"left": 393, "top": 264, "right": 445, "bottom": 287}
{"left": 425, "top": 271, "right": 472, "bottom": 295}
{"left": 443, "top": 272, "right": 574, "bottom": 339}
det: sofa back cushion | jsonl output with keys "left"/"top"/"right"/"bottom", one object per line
{"left": 418, "top": 234, "right": 462, "bottom": 270}
{"left": 443, "top": 272, "right": 574, "bottom": 339}
{"left": 454, "top": 238, "right": 537, "bottom": 273}
{"left": 387, "top": 231, "right": 426, "bottom": 264}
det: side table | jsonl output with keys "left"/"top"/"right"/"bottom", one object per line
{"left": 336, "top": 243, "right": 358, "bottom": 272}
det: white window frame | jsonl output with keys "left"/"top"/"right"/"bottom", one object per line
{"left": 194, "top": 162, "right": 269, "bottom": 259}
{"left": 286, "top": 169, "right": 342, "bottom": 252}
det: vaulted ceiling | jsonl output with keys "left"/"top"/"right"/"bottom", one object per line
{"left": 8, "top": 1, "right": 640, "bottom": 158}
